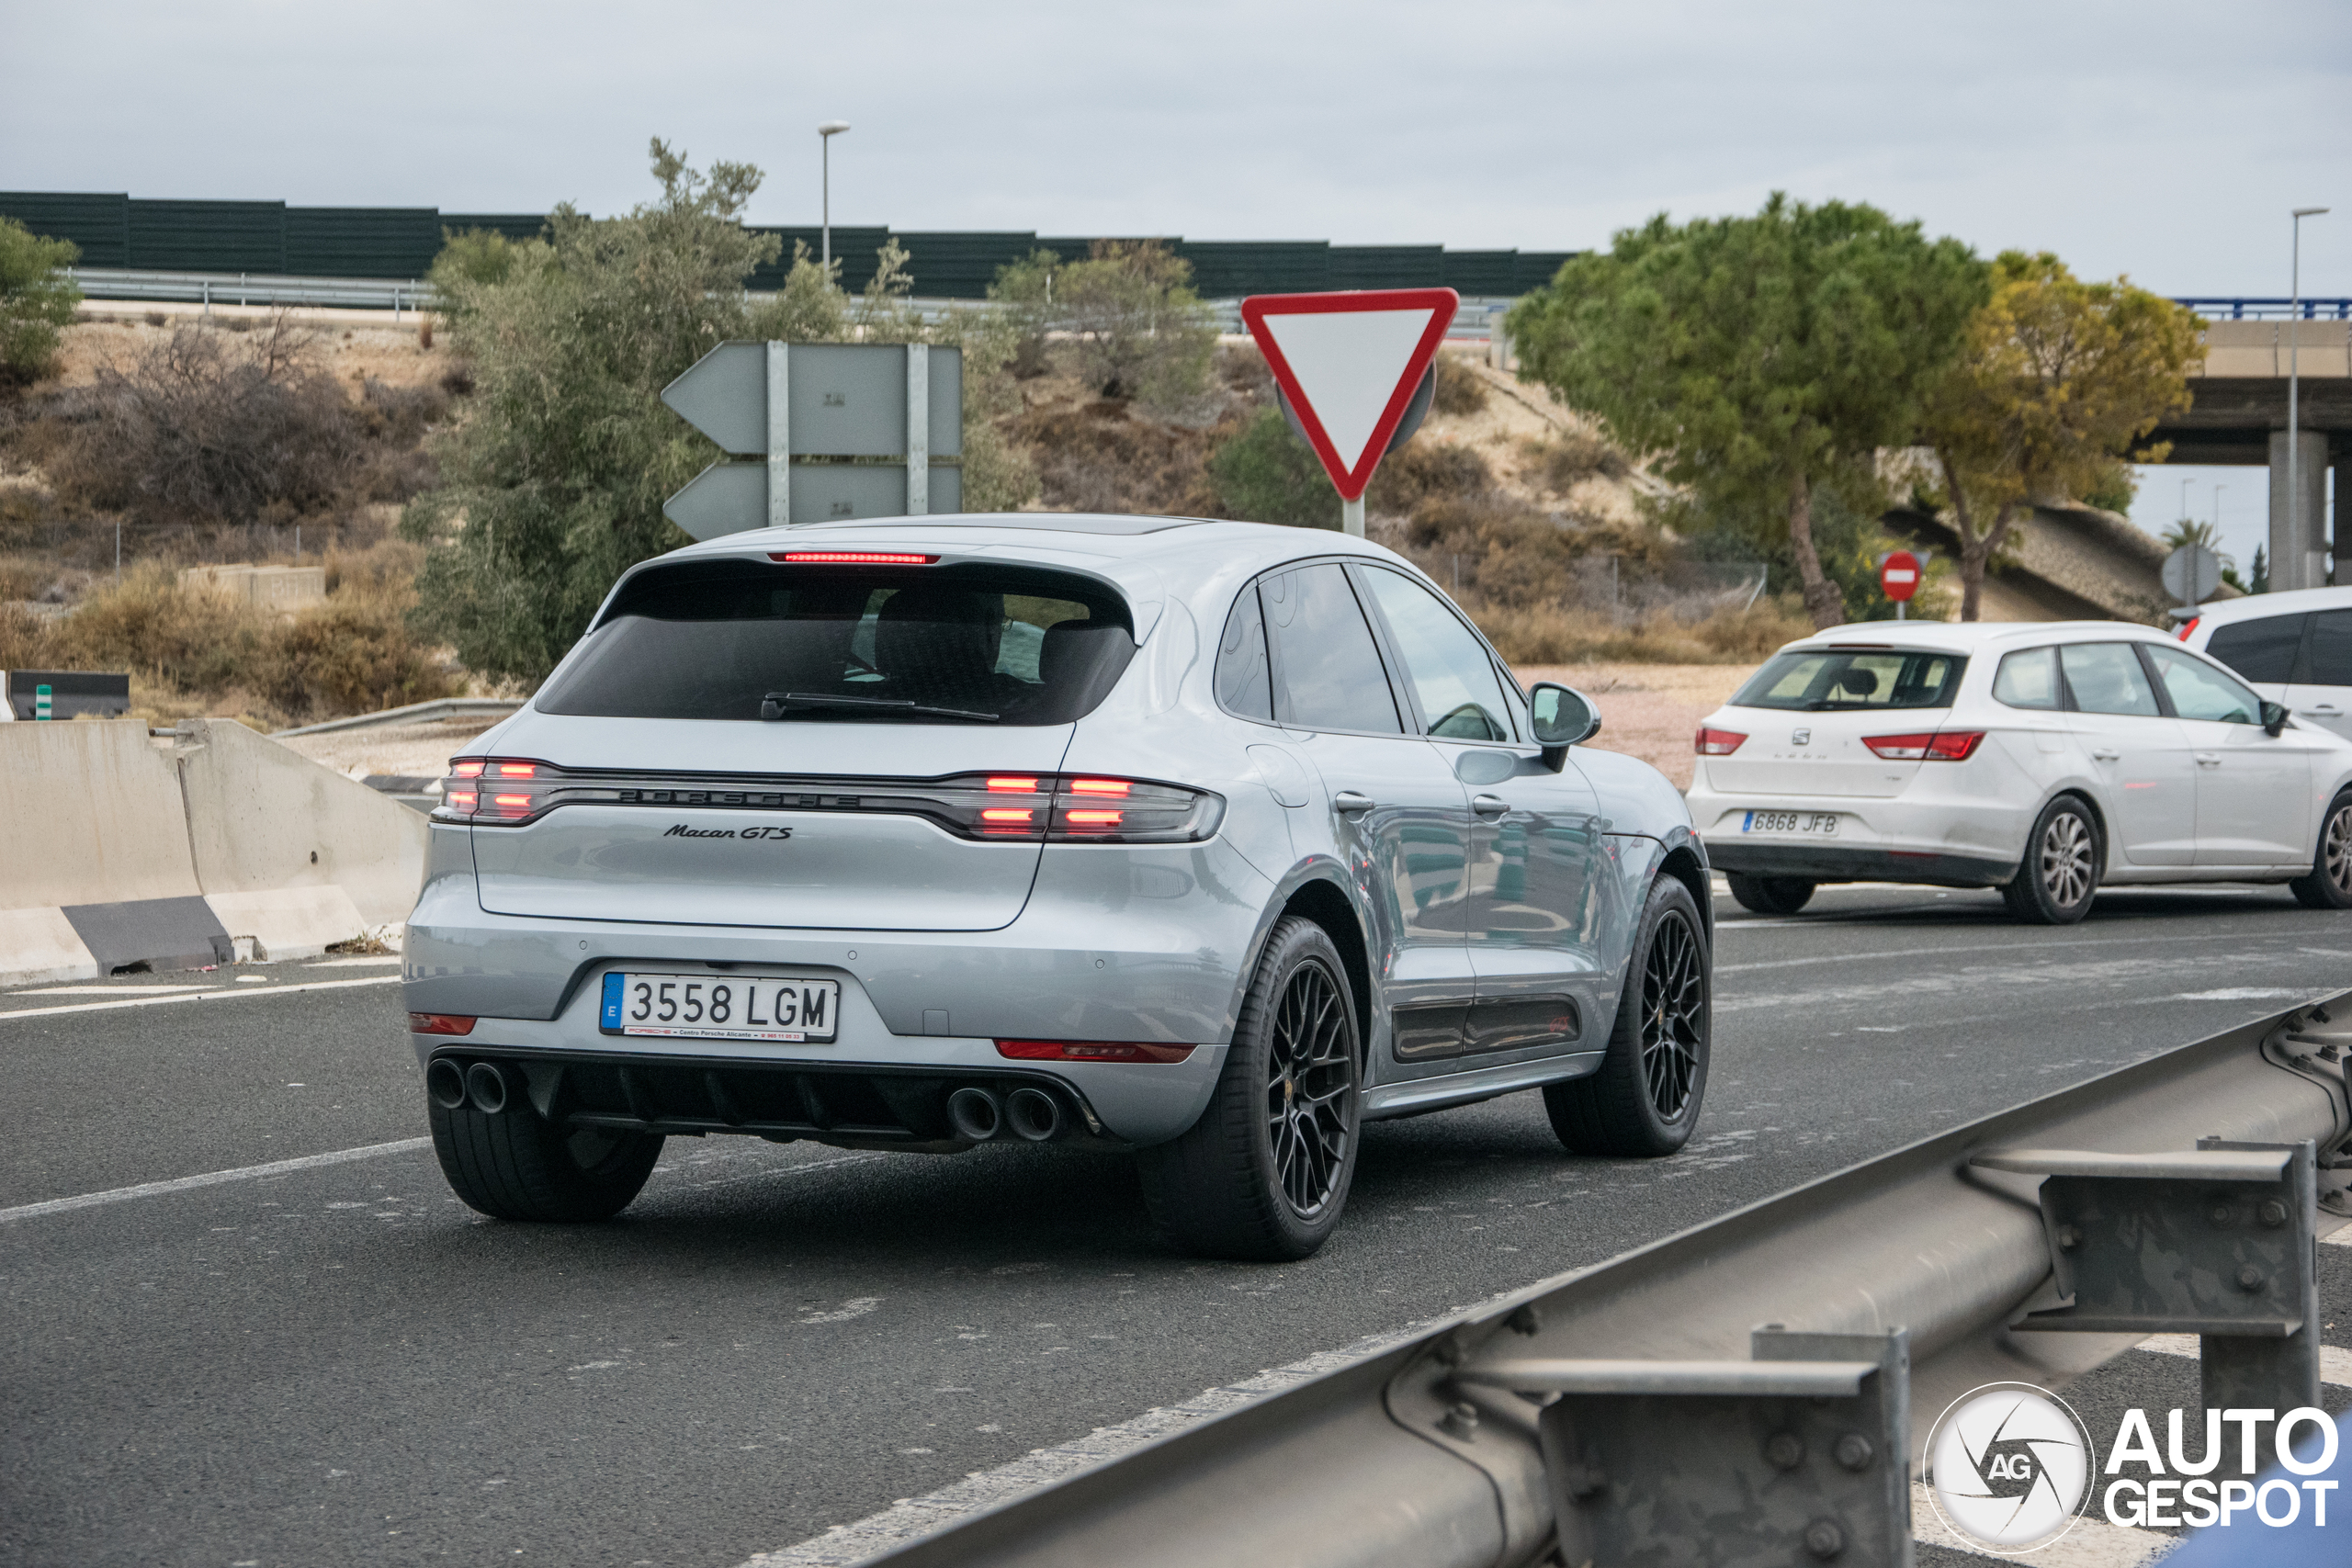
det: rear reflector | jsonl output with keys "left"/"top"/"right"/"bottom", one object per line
{"left": 1695, "top": 728, "right": 1747, "bottom": 756}
{"left": 995, "top": 1039, "right": 1196, "bottom": 1064}
{"left": 771, "top": 551, "right": 939, "bottom": 565}
{"left": 1863, "top": 730, "right": 1984, "bottom": 761}
{"left": 408, "top": 1012, "right": 477, "bottom": 1036}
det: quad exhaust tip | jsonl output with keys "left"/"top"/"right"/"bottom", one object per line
{"left": 465, "top": 1061, "right": 513, "bottom": 1115}
{"left": 1005, "top": 1086, "right": 1064, "bottom": 1143}
{"left": 947, "top": 1086, "right": 1002, "bottom": 1142}
{"left": 426, "top": 1057, "right": 469, "bottom": 1111}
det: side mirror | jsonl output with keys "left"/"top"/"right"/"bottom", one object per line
{"left": 1530, "top": 682, "right": 1601, "bottom": 772}
{"left": 2262, "top": 700, "right": 2290, "bottom": 738}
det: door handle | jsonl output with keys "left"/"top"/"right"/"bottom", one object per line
{"left": 2195, "top": 753, "right": 2222, "bottom": 767}
{"left": 1332, "top": 791, "right": 1374, "bottom": 816}
{"left": 2306, "top": 705, "right": 2342, "bottom": 716}
{"left": 1471, "top": 795, "right": 1510, "bottom": 818}
{"left": 2090, "top": 748, "right": 2120, "bottom": 761}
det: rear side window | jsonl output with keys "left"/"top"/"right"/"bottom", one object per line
{"left": 2058, "top": 642, "right": 2160, "bottom": 716}
{"left": 537, "top": 561, "right": 1136, "bottom": 725}
{"left": 2205, "top": 614, "right": 2306, "bottom": 685}
{"left": 1731, "top": 649, "right": 1965, "bottom": 711}
{"left": 1262, "top": 563, "right": 1403, "bottom": 733}
{"left": 1215, "top": 585, "right": 1273, "bottom": 721}
{"left": 1992, "top": 647, "right": 2061, "bottom": 710}
{"left": 2307, "top": 609, "right": 2352, "bottom": 687}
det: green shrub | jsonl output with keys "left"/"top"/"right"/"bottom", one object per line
{"left": 1055, "top": 242, "right": 1216, "bottom": 412}
{"left": 1208, "top": 408, "right": 1337, "bottom": 528}
{"left": 1366, "top": 440, "right": 1493, "bottom": 513}
{"left": 1526, "top": 427, "right": 1631, "bottom": 491}
{"left": 0, "top": 217, "right": 81, "bottom": 387}
{"left": 260, "top": 598, "right": 454, "bottom": 720}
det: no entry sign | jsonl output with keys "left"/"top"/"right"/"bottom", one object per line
{"left": 1879, "top": 550, "right": 1922, "bottom": 603}
{"left": 1241, "top": 288, "right": 1458, "bottom": 532}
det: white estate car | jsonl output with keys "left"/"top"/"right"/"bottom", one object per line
{"left": 1688, "top": 621, "right": 2352, "bottom": 922}
{"left": 2178, "top": 586, "right": 2352, "bottom": 743}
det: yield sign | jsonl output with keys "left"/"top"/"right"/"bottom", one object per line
{"left": 1241, "top": 288, "right": 1459, "bottom": 501}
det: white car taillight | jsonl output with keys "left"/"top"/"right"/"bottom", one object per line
{"left": 1695, "top": 728, "right": 1747, "bottom": 756}
{"left": 1862, "top": 731, "right": 1984, "bottom": 761}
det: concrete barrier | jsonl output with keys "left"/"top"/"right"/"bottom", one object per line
{"left": 0, "top": 718, "right": 429, "bottom": 984}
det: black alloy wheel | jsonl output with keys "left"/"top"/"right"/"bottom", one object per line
{"left": 2003, "top": 795, "right": 2098, "bottom": 925}
{"left": 2290, "top": 791, "right": 2352, "bottom": 910}
{"left": 1137, "top": 916, "right": 1363, "bottom": 1260}
{"left": 1545, "top": 875, "right": 1711, "bottom": 1157}
{"left": 1265, "top": 956, "right": 1355, "bottom": 1219}
{"left": 1724, "top": 872, "right": 1815, "bottom": 916}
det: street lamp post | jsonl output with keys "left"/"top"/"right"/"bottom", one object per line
{"left": 2290, "top": 206, "right": 2329, "bottom": 587}
{"left": 818, "top": 121, "right": 852, "bottom": 276}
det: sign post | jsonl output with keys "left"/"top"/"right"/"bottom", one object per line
{"left": 2161, "top": 543, "right": 2223, "bottom": 622}
{"left": 1241, "top": 288, "right": 1458, "bottom": 537}
{"left": 1876, "top": 549, "right": 1927, "bottom": 620}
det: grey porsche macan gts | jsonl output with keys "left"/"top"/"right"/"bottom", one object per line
{"left": 403, "top": 513, "right": 1713, "bottom": 1259}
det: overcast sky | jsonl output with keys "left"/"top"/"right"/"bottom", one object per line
{"left": 5, "top": 0, "right": 2346, "bottom": 559}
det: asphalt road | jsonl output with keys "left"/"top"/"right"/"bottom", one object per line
{"left": 6, "top": 883, "right": 2350, "bottom": 1568}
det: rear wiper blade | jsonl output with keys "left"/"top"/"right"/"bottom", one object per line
{"left": 762, "top": 692, "right": 999, "bottom": 724}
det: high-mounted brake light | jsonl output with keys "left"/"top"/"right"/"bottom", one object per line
{"left": 2177, "top": 616, "right": 2200, "bottom": 642}
{"left": 771, "top": 550, "right": 939, "bottom": 565}
{"left": 996, "top": 1039, "right": 1196, "bottom": 1065}
{"left": 1863, "top": 731, "right": 1984, "bottom": 761}
{"left": 1695, "top": 728, "right": 1747, "bottom": 756}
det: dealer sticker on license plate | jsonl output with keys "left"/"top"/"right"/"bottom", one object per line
{"left": 599, "top": 972, "right": 840, "bottom": 1043}
{"left": 1741, "top": 810, "right": 1840, "bottom": 835}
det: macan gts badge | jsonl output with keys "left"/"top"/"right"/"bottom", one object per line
{"left": 402, "top": 514, "right": 1714, "bottom": 1259}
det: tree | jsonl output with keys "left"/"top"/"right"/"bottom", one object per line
{"left": 2160, "top": 516, "right": 2234, "bottom": 572}
{"left": 403, "top": 140, "right": 781, "bottom": 680}
{"left": 1509, "top": 195, "right": 1985, "bottom": 628}
{"left": 1923, "top": 253, "right": 2202, "bottom": 620}
{"left": 0, "top": 216, "right": 81, "bottom": 386}
{"left": 1053, "top": 241, "right": 1216, "bottom": 412}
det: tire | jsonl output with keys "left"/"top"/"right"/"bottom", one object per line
{"left": 2290, "top": 790, "right": 2352, "bottom": 909}
{"left": 1136, "top": 916, "right": 1362, "bottom": 1261}
{"left": 1544, "top": 876, "right": 1711, "bottom": 1157}
{"left": 430, "top": 1088, "right": 662, "bottom": 1222}
{"left": 1724, "top": 872, "right": 1815, "bottom": 915}
{"left": 2002, "top": 795, "right": 2099, "bottom": 925}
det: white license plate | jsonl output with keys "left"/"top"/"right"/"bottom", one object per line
{"left": 1742, "top": 811, "right": 1839, "bottom": 835}
{"left": 599, "top": 972, "right": 839, "bottom": 1043}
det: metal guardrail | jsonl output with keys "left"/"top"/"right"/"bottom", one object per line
{"left": 69, "top": 267, "right": 435, "bottom": 315}
{"left": 67, "top": 266, "right": 1518, "bottom": 340}
{"left": 270, "top": 696, "right": 523, "bottom": 739}
{"left": 2178, "top": 298, "right": 2352, "bottom": 321}
{"left": 868, "top": 994, "right": 2352, "bottom": 1567}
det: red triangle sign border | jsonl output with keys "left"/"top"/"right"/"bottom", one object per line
{"left": 1240, "top": 288, "right": 1461, "bottom": 502}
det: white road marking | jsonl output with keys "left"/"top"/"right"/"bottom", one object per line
{"left": 17, "top": 983, "right": 211, "bottom": 996}
{"left": 2137, "top": 1332, "right": 2352, "bottom": 1387}
{"left": 1716, "top": 928, "right": 2328, "bottom": 975}
{"left": 0, "top": 1138, "right": 433, "bottom": 1224}
{"left": 0, "top": 973, "right": 401, "bottom": 1022}
{"left": 1912, "top": 1482, "right": 2167, "bottom": 1566}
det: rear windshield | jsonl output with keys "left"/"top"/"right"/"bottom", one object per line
{"left": 537, "top": 561, "right": 1136, "bottom": 725}
{"left": 1731, "top": 648, "right": 1967, "bottom": 711}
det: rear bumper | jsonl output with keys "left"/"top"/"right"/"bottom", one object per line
{"left": 401, "top": 831, "right": 1272, "bottom": 1145}
{"left": 1704, "top": 841, "right": 2016, "bottom": 886}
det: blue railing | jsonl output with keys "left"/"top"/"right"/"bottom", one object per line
{"left": 2173, "top": 297, "right": 2352, "bottom": 321}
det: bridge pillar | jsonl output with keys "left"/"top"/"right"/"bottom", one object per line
{"left": 2337, "top": 457, "right": 2350, "bottom": 587}
{"left": 2270, "top": 429, "right": 2330, "bottom": 591}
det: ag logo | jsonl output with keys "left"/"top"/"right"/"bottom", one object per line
{"left": 1924, "top": 1382, "right": 2093, "bottom": 1553}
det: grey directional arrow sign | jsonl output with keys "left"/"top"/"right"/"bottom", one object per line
{"left": 660, "top": 342, "right": 963, "bottom": 536}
